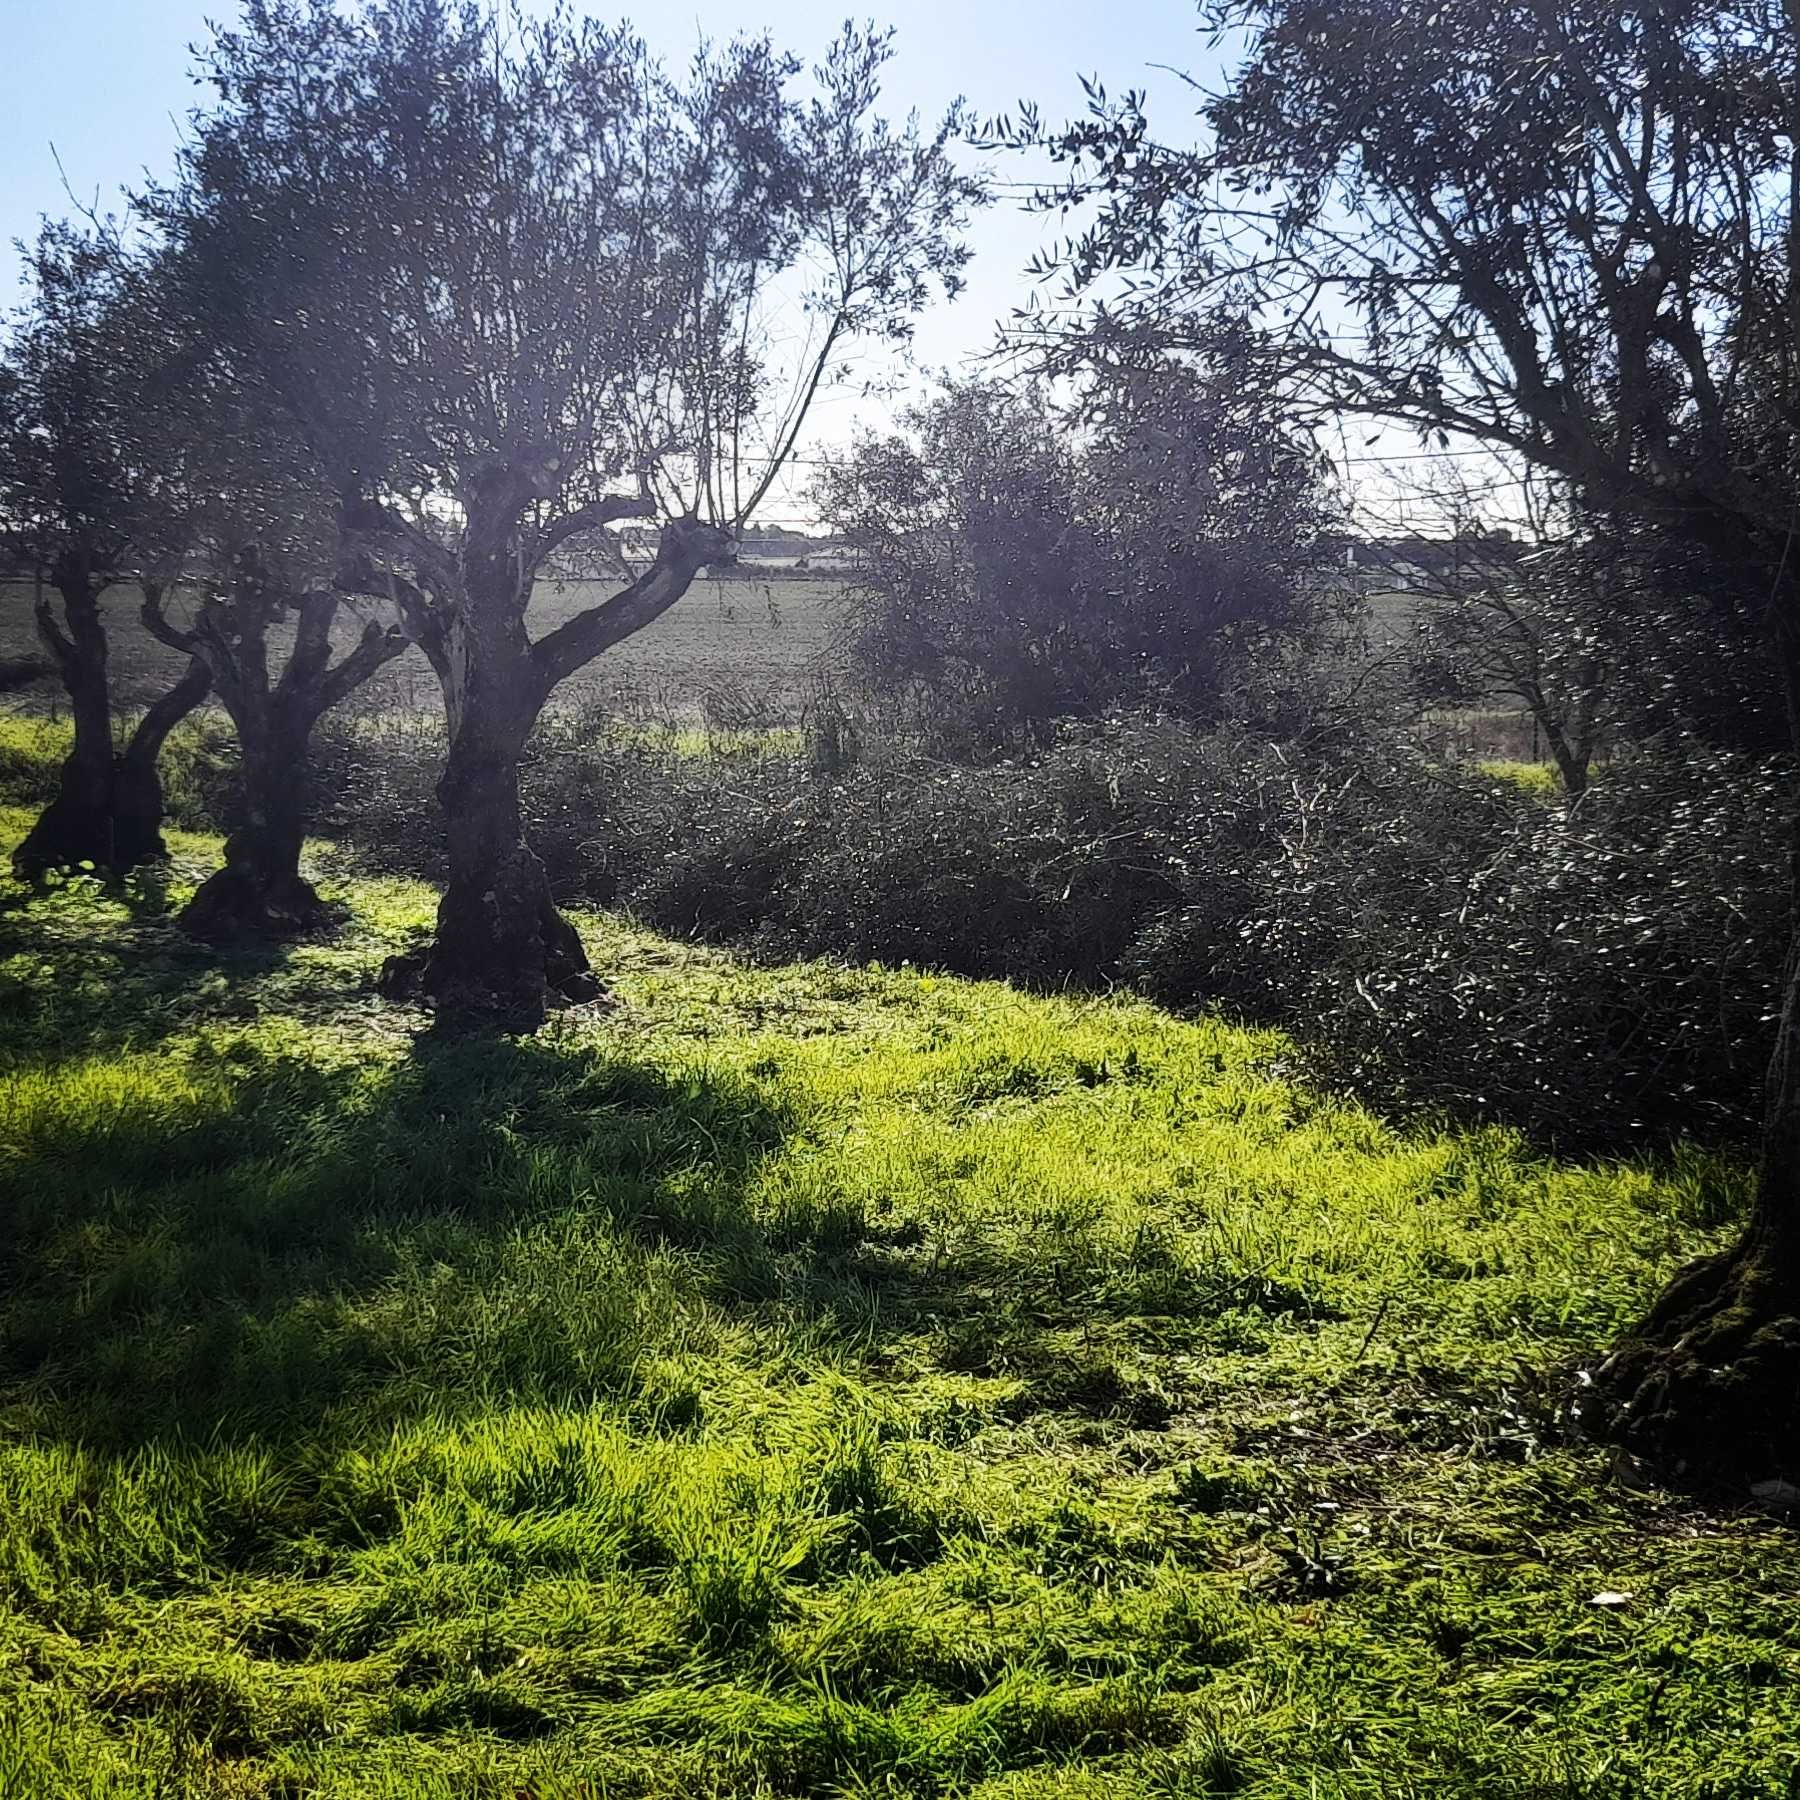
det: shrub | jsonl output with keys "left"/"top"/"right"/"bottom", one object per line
{"left": 9, "top": 692, "right": 1775, "bottom": 1150}
{"left": 1129, "top": 740, "right": 1787, "bottom": 1146}
{"left": 628, "top": 723, "right": 1787, "bottom": 1149}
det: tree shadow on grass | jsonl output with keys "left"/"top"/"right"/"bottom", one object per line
{"left": 0, "top": 876, "right": 1357, "bottom": 1454}
{"left": 0, "top": 875, "right": 308, "bottom": 1064}
{"left": 0, "top": 1025, "right": 799, "bottom": 1450}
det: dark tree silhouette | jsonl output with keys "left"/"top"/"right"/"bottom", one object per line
{"left": 141, "top": 549, "right": 407, "bottom": 937}
{"left": 1, "top": 229, "right": 211, "bottom": 879}
{"left": 815, "top": 367, "right": 1333, "bottom": 740}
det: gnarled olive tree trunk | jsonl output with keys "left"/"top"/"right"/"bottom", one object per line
{"left": 398, "top": 660, "right": 598, "bottom": 1014}
{"left": 13, "top": 562, "right": 211, "bottom": 880}
{"left": 375, "top": 495, "right": 731, "bottom": 1022}
{"left": 152, "top": 571, "right": 406, "bottom": 939}
{"left": 179, "top": 695, "right": 323, "bottom": 937}
{"left": 375, "top": 509, "right": 596, "bottom": 1017}
{"left": 13, "top": 562, "right": 117, "bottom": 879}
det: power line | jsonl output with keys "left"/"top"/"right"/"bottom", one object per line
{"left": 726, "top": 445, "right": 1520, "bottom": 470}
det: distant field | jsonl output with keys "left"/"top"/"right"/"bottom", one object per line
{"left": 0, "top": 573, "right": 848, "bottom": 723}
{"left": 1, "top": 572, "right": 1552, "bottom": 759}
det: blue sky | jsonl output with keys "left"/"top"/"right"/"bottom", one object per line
{"left": 4, "top": 3, "right": 1229, "bottom": 465}
{"left": 3, "top": 4, "right": 1470, "bottom": 528}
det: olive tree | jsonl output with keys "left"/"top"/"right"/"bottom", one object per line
{"left": 815, "top": 363, "right": 1333, "bottom": 742}
{"left": 154, "top": 0, "right": 983, "bottom": 1018}
{"left": 1, "top": 227, "right": 211, "bottom": 879}
{"left": 139, "top": 492, "right": 410, "bottom": 937}
{"left": 1001, "top": 0, "right": 1800, "bottom": 1479}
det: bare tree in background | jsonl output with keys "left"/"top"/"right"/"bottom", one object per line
{"left": 815, "top": 364, "right": 1334, "bottom": 742}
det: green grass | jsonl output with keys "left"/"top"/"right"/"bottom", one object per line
{"left": 0, "top": 812, "right": 1795, "bottom": 1797}
{"left": 0, "top": 713, "right": 236, "bottom": 828}
{"left": 1475, "top": 758, "right": 1562, "bottom": 795}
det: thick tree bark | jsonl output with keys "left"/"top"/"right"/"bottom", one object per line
{"left": 13, "top": 564, "right": 119, "bottom": 879}
{"left": 375, "top": 537, "right": 600, "bottom": 1017}
{"left": 375, "top": 498, "right": 730, "bottom": 1024}
{"left": 1593, "top": 615, "right": 1800, "bottom": 1484}
{"left": 113, "top": 656, "right": 211, "bottom": 869}
{"left": 15, "top": 565, "right": 213, "bottom": 882}
{"left": 377, "top": 687, "right": 599, "bottom": 1016}
{"left": 158, "top": 571, "right": 407, "bottom": 939}
{"left": 1539, "top": 708, "right": 1590, "bottom": 801}
{"left": 179, "top": 705, "right": 325, "bottom": 937}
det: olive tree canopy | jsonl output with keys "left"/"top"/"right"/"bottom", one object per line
{"left": 150, "top": 0, "right": 985, "bottom": 1016}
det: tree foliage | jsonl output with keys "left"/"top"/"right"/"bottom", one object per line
{"left": 0, "top": 226, "right": 215, "bottom": 877}
{"left": 815, "top": 366, "right": 1335, "bottom": 741}
{"left": 131, "top": 0, "right": 984, "bottom": 1010}
{"left": 1003, "top": 1, "right": 1795, "bottom": 539}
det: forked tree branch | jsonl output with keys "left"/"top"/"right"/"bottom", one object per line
{"left": 336, "top": 555, "right": 449, "bottom": 678}
{"left": 139, "top": 580, "right": 200, "bottom": 655}
{"left": 32, "top": 580, "right": 77, "bottom": 668}
{"left": 340, "top": 491, "right": 462, "bottom": 606}
{"left": 530, "top": 516, "right": 735, "bottom": 692}
{"left": 314, "top": 618, "right": 410, "bottom": 716}
{"left": 528, "top": 492, "right": 656, "bottom": 576}
{"left": 125, "top": 654, "right": 212, "bottom": 761}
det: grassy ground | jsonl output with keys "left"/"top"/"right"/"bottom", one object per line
{"left": 1476, "top": 759, "right": 1562, "bottom": 795}
{"left": 1, "top": 817, "right": 1796, "bottom": 1797}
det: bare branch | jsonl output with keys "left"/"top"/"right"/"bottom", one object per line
{"left": 138, "top": 580, "right": 199, "bottom": 655}
{"left": 528, "top": 492, "right": 656, "bottom": 577}
{"left": 314, "top": 619, "right": 409, "bottom": 717}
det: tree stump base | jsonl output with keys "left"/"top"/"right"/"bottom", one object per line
{"left": 179, "top": 866, "right": 331, "bottom": 940}
{"left": 376, "top": 942, "right": 611, "bottom": 1024}
{"left": 1588, "top": 1239, "right": 1800, "bottom": 1490}
{"left": 11, "top": 795, "right": 120, "bottom": 883}
{"left": 375, "top": 846, "right": 613, "bottom": 1027}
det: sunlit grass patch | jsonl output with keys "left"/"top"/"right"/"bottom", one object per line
{"left": 567, "top": 717, "right": 807, "bottom": 758}
{"left": 0, "top": 832, "right": 1794, "bottom": 1797}
{"left": 1476, "top": 757, "right": 1561, "bottom": 794}
{"left": 0, "top": 714, "right": 71, "bottom": 806}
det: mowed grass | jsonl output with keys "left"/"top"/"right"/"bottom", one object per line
{"left": 0, "top": 815, "right": 1796, "bottom": 1798}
